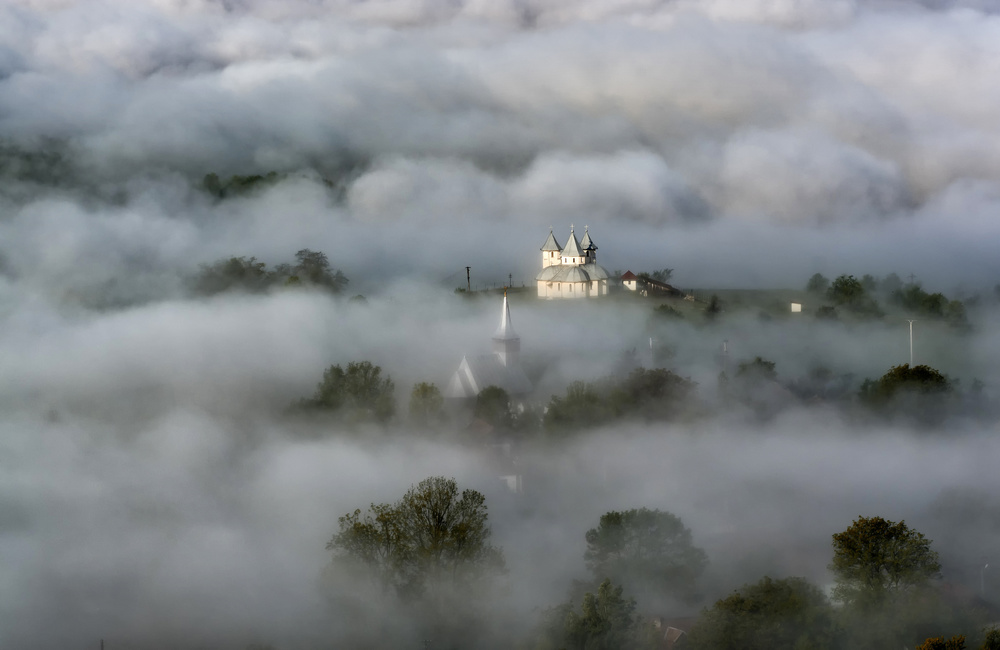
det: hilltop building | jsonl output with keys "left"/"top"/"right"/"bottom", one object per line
{"left": 445, "top": 293, "right": 532, "bottom": 399}
{"left": 535, "top": 226, "right": 612, "bottom": 299}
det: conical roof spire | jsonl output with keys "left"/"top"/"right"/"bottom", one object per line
{"left": 494, "top": 291, "right": 519, "bottom": 341}
{"left": 540, "top": 228, "right": 562, "bottom": 252}
{"left": 580, "top": 225, "right": 597, "bottom": 251}
{"left": 562, "top": 225, "right": 583, "bottom": 258}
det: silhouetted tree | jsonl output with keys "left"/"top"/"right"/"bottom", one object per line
{"left": 585, "top": 508, "right": 707, "bottom": 605}
{"left": 830, "top": 516, "right": 941, "bottom": 609}
{"left": 301, "top": 360, "right": 395, "bottom": 424}
{"left": 807, "top": 273, "right": 830, "bottom": 293}
{"left": 408, "top": 382, "right": 445, "bottom": 428}
{"left": 687, "top": 576, "right": 841, "bottom": 650}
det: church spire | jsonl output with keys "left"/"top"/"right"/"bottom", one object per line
{"left": 493, "top": 291, "right": 521, "bottom": 367}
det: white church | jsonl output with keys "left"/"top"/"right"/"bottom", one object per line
{"left": 444, "top": 293, "right": 533, "bottom": 399}
{"left": 535, "top": 226, "right": 612, "bottom": 299}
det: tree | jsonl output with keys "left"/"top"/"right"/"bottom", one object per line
{"left": 327, "top": 476, "right": 505, "bottom": 600}
{"left": 408, "top": 382, "right": 445, "bottom": 428}
{"left": 859, "top": 364, "right": 951, "bottom": 411}
{"left": 982, "top": 628, "right": 1000, "bottom": 650}
{"left": 535, "top": 579, "right": 650, "bottom": 650}
{"left": 302, "top": 360, "right": 396, "bottom": 424}
{"left": 192, "top": 256, "right": 270, "bottom": 295}
{"left": 827, "top": 274, "right": 882, "bottom": 315}
{"left": 917, "top": 636, "right": 967, "bottom": 650}
{"left": 830, "top": 516, "right": 941, "bottom": 608}
{"left": 686, "top": 576, "right": 840, "bottom": 650}
{"left": 544, "top": 381, "right": 610, "bottom": 433}
{"left": 584, "top": 508, "right": 707, "bottom": 605}
{"left": 705, "top": 294, "right": 722, "bottom": 320}
{"left": 736, "top": 356, "right": 777, "bottom": 382}
{"left": 474, "top": 385, "right": 514, "bottom": 430}
{"left": 289, "top": 248, "right": 348, "bottom": 293}
{"left": 807, "top": 273, "right": 830, "bottom": 293}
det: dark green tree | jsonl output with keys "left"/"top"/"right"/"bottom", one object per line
{"left": 290, "top": 248, "right": 348, "bottom": 293}
{"left": 585, "top": 508, "right": 707, "bottom": 605}
{"left": 859, "top": 364, "right": 951, "bottom": 410}
{"left": 560, "top": 579, "right": 647, "bottom": 650}
{"left": 328, "top": 476, "right": 505, "bottom": 599}
{"left": 408, "top": 382, "right": 445, "bottom": 428}
{"left": 544, "top": 381, "right": 610, "bottom": 433}
{"left": 302, "top": 360, "right": 396, "bottom": 424}
{"left": 474, "top": 385, "right": 514, "bottom": 430}
{"left": 830, "top": 516, "right": 941, "bottom": 609}
{"left": 807, "top": 273, "right": 830, "bottom": 293}
{"left": 705, "top": 294, "right": 722, "bottom": 320}
{"left": 982, "top": 628, "right": 1000, "bottom": 650}
{"left": 192, "top": 256, "right": 271, "bottom": 295}
{"left": 736, "top": 356, "right": 777, "bottom": 382}
{"left": 686, "top": 576, "right": 841, "bottom": 650}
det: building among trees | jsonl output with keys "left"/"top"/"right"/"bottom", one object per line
{"left": 535, "top": 226, "right": 612, "bottom": 299}
{"left": 444, "top": 293, "right": 532, "bottom": 399}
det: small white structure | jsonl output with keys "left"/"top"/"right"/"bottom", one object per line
{"left": 535, "top": 226, "right": 612, "bottom": 299}
{"left": 445, "top": 293, "right": 533, "bottom": 398}
{"left": 621, "top": 270, "right": 639, "bottom": 291}
{"left": 790, "top": 302, "right": 802, "bottom": 313}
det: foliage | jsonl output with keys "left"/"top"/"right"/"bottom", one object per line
{"left": 917, "top": 636, "right": 967, "bottom": 650}
{"left": 301, "top": 360, "right": 396, "bottom": 424}
{"left": 815, "top": 305, "right": 839, "bottom": 320}
{"left": 544, "top": 381, "right": 611, "bottom": 432}
{"left": 474, "top": 385, "right": 514, "bottom": 430}
{"left": 705, "top": 294, "right": 722, "bottom": 320}
{"left": 327, "top": 476, "right": 505, "bottom": 600}
{"left": 191, "top": 256, "right": 271, "bottom": 295}
{"left": 830, "top": 516, "right": 941, "bottom": 608}
{"left": 880, "top": 273, "right": 904, "bottom": 294}
{"left": 201, "top": 171, "right": 284, "bottom": 198}
{"left": 652, "top": 304, "right": 684, "bottom": 320}
{"left": 807, "top": 273, "right": 830, "bottom": 293}
{"left": 640, "top": 268, "right": 673, "bottom": 283}
{"left": 859, "top": 364, "right": 952, "bottom": 413}
{"left": 892, "top": 284, "right": 968, "bottom": 325}
{"left": 686, "top": 576, "right": 841, "bottom": 650}
{"left": 983, "top": 628, "right": 1000, "bottom": 650}
{"left": 544, "top": 369, "right": 696, "bottom": 432}
{"left": 827, "top": 274, "right": 883, "bottom": 316}
{"left": 861, "top": 274, "right": 878, "bottom": 292}
{"left": 584, "top": 508, "right": 707, "bottom": 605}
{"left": 535, "top": 579, "right": 652, "bottom": 650}
{"left": 736, "top": 356, "right": 777, "bottom": 382}
{"left": 408, "top": 382, "right": 445, "bottom": 428}
{"left": 191, "top": 248, "right": 347, "bottom": 296}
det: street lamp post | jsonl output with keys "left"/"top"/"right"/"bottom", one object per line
{"left": 906, "top": 319, "right": 917, "bottom": 366}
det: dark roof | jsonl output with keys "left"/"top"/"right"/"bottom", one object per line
{"left": 622, "top": 270, "right": 638, "bottom": 280}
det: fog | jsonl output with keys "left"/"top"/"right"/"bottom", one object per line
{"left": 1, "top": 0, "right": 999, "bottom": 647}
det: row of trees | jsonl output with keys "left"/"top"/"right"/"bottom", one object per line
{"left": 808, "top": 272, "right": 968, "bottom": 324}
{"left": 328, "top": 479, "right": 998, "bottom": 649}
{"left": 294, "top": 355, "right": 979, "bottom": 431}
{"left": 192, "top": 249, "right": 348, "bottom": 296}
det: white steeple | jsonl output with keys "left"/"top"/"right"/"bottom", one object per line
{"left": 492, "top": 291, "right": 520, "bottom": 367}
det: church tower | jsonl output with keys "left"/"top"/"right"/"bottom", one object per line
{"left": 580, "top": 226, "right": 597, "bottom": 264}
{"left": 492, "top": 291, "right": 520, "bottom": 367}
{"left": 540, "top": 228, "right": 562, "bottom": 268}
{"left": 561, "top": 226, "right": 584, "bottom": 266}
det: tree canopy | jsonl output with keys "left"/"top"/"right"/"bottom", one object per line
{"left": 300, "top": 360, "right": 396, "bottom": 424}
{"left": 830, "top": 516, "right": 941, "bottom": 608}
{"left": 686, "top": 576, "right": 840, "bottom": 650}
{"left": 191, "top": 248, "right": 348, "bottom": 296}
{"left": 328, "top": 476, "right": 505, "bottom": 600}
{"left": 408, "top": 382, "right": 445, "bottom": 428}
{"left": 584, "top": 508, "right": 707, "bottom": 605}
{"left": 535, "top": 579, "right": 650, "bottom": 650}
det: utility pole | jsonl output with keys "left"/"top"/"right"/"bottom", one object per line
{"left": 466, "top": 266, "right": 471, "bottom": 292}
{"left": 508, "top": 273, "right": 512, "bottom": 288}
{"left": 907, "top": 320, "right": 916, "bottom": 366}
